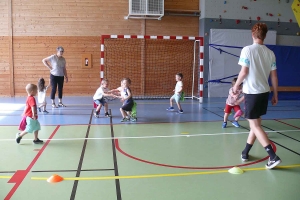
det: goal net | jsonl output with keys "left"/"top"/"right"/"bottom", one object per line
{"left": 101, "top": 35, "right": 203, "bottom": 101}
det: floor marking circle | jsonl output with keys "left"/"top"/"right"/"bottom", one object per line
{"left": 115, "top": 139, "right": 277, "bottom": 170}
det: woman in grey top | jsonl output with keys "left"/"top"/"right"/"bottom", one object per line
{"left": 42, "top": 46, "right": 68, "bottom": 107}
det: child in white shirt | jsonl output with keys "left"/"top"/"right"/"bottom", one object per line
{"left": 37, "top": 78, "right": 50, "bottom": 113}
{"left": 166, "top": 73, "right": 184, "bottom": 114}
{"left": 93, "top": 79, "right": 117, "bottom": 118}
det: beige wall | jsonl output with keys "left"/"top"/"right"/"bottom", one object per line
{"left": 0, "top": 0, "right": 199, "bottom": 97}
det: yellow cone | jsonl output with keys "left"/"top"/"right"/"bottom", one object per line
{"left": 228, "top": 167, "right": 244, "bottom": 174}
{"left": 47, "top": 174, "right": 64, "bottom": 183}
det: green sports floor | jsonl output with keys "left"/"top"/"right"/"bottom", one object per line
{"left": 0, "top": 97, "right": 300, "bottom": 200}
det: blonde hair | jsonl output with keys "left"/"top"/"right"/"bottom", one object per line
{"left": 25, "top": 84, "right": 37, "bottom": 94}
{"left": 101, "top": 79, "right": 108, "bottom": 85}
{"left": 252, "top": 23, "right": 268, "bottom": 40}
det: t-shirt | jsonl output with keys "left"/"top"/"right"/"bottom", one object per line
{"left": 121, "top": 87, "right": 133, "bottom": 105}
{"left": 38, "top": 86, "right": 49, "bottom": 103}
{"left": 226, "top": 87, "right": 243, "bottom": 106}
{"left": 238, "top": 43, "right": 276, "bottom": 94}
{"left": 174, "top": 81, "right": 183, "bottom": 94}
{"left": 23, "top": 96, "right": 37, "bottom": 119}
{"left": 93, "top": 86, "right": 109, "bottom": 100}
{"left": 46, "top": 55, "right": 66, "bottom": 76}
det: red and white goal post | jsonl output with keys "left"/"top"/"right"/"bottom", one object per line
{"left": 100, "top": 35, "right": 204, "bottom": 103}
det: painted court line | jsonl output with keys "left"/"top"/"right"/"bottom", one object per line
{"left": 0, "top": 130, "right": 298, "bottom": 142}
{"left": 28, "top": 164, "right": 300, "bottom": 181}
{"left": 4, "top": 126, "right": 60, "bottom": 200}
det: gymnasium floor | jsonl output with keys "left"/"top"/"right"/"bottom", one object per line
{"left": 1, "top": 97, "right": 300, "bottom": 200}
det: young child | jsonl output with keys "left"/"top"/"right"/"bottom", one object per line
{"left": 93, "top": 79, "right": 116, "bottom": 118}
{"left": 37, "top": 78, "right": 50, "bottom": 113}
{"left": 166, "top": 73, "right": 184, "bottom": 113}
{"left": 16, "top": 84, "right": 44, "bottom": 144}
{"left": 111, "top": 78, "right": 136, "bottom": 122}
{"left": 222, "top": 78, "right": 244, "bottom": 128}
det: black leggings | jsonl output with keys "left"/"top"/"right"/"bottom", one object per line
{"left": 50, "top": 74, "right": 64, "bottom": 99}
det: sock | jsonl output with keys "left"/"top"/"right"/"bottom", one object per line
{"left": 264, "top": 144, "right": 276, "bottom": 160}
{"left": 242, "top": 143, "right": 253, "bottom": 155}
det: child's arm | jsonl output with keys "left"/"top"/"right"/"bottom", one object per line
{"left": 235, "top": 95, "right": 245, "bottom": 105}
{"left": 102, "top": 91, "right": 118, "bottom": 98}
{"left": 31, "top": 105, "right": 38, "bottom": 120}
{"left": 229, "top": 88, "right": 239, "bottom": 100}
{"left": 109, "top": 87, "right": 122, "bottom": 96}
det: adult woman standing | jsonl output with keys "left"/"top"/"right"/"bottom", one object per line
{"left": 42, "top": 46, "right": 68, "bottom": 108}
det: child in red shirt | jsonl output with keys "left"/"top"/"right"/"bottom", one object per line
{"left": 16, "top": 84, "right": 44, "bottom": 144}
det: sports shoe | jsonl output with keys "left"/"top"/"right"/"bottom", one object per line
{"left": 265, "top": 156, "right": 281, "bottom": 169}
{"left": 241, "top": 154, "right": 249, "bottom": 162}
{"left": 222, "top": 122, "right": 227, "bottom": 128}
{"left": 178, "top": 110, "right": 183, "bottom": 114}
{"left": 121, "top": 118, "right": 129, "bottom": 122}
{"left": 232, "top": 121, "right": 240, "bottom": 128}
{"left": 234, "top": 110, "right": 243, "bottom": 118}
{"left": 131, "top": 117, "right": 137, "bottom": 122}
{"left": 105, "top": 112, "right": 111, "bottom": 117}
{"left": 166, "top": 107, "right": 174, "bottom": 111}
{"left": 16, "top": 133, "right": 22, "bottom": 144}
{"left": 38, "top": 107, "right": 41, "bottom": 112}
{"left": 43, "top": 110, "right": 49, "bottom": 113}
{"left": 33, "top": 138, "right": 44, "bottom": 144}
{"left": 94, "top": 112, "right": 99, "bottom": 118}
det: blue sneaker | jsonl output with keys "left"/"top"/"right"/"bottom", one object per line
{"left": 166, "top": 107, "right": 174, "bottom": 111}
{"left": 232, "top": 121, "right": 240, "bottom": 128}
{"left": 222, "top": 122, "right": 227, "bottom": 128}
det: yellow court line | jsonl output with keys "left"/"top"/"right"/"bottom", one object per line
{"left": 30, "top": 164, "right": 300, "bottom": 181}
{"left": 0, "top": 176, "right": 12, "bottom": 179}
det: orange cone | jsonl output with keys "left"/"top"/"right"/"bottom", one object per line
{"left": 47, "top": 174, "right": 64, "bottom": 183}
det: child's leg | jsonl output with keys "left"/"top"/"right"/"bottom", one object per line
{"left": 19, "top": 130, "right": 28, "bottom": 138}
{"left": 175, "top": 95, "right": 182, "bottom": 111}
{"left": 233, "top": 105, "right": 242, "bottom": 121}
{"left": 32, "top": 130, "right": 44, "bottom": 143}
{"left": 34, "top": 130, "right": 38, "bottom": 140}
{"left": 43, "top": 102, "right": 47, "bottom": 111}
{"left": 167, "top": 96, "right": 175, "bottom": 111}
{"left": 96, "top": 104, "right": 102, "bottom": 113}
{"left": 223, "top": 113, "right": 230, "bottom": 122}
{"left": 104, "top": 103, "right": 108, "bottom": 113}
{"left": 169, "top": 97, "right": 174, "bottom": 107}
{"left": 234, "top": 115, "right": 241, "bottom": 121}
{"left": 120, "top": 108, "right": 127, "bottom": 118}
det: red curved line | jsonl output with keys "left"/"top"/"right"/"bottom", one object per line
{"left": 115, "top": 139, "right": 276, "bottom": 170}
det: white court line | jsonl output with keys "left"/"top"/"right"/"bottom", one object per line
{"left": 0, "top": 130, "right": 298, "bottom": 142}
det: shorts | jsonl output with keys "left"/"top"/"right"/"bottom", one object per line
{"left": 122, "top": 101, "right": 134, "bottom": 112}
{"left": 94, "top": 98, "right": 107, "bottom": 106}
{"left": 244, "top": 92, "right": 269, "bottom": 119}
{"left": 224, "top": 104, "right": 241, "bottom": 114}
{"left": 171, "top": 93, "right": 181, "bottom": 103}
{"left": 24, "top": 117, "right": 41, "bottom": 133}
